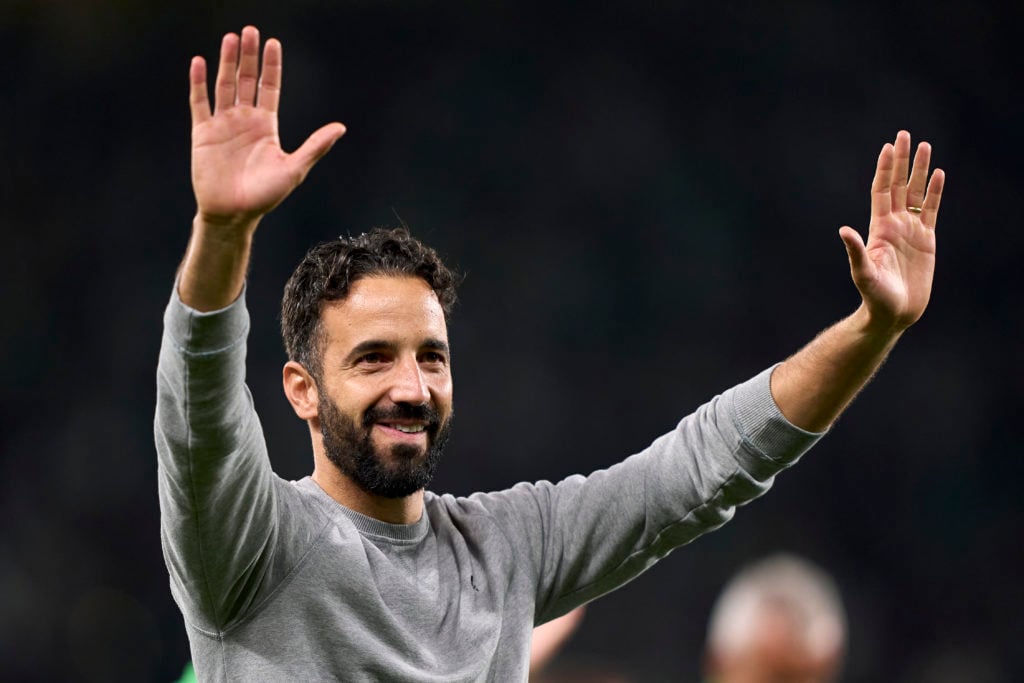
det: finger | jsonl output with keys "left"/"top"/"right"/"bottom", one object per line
{"left": 189, "top": 56, "right": 211, "bottom": 124}
{"left": 870, "top": 143, "right": 895, "bottom": 218}
{"left": 214, "top": 32, "right": 240, "bottom": 113}
{"left": 236, "top": 26, "right": 260, "bottom": 107}
{"left": 839, "top": 226, "right": 873, "bottom": 283}
{"left": 906, "top": 141, "right": 932, "bottom": 210}
{"left": 257, "top": 38, "right": 282, "bottom": 113}
{"left": 921, "top": 168, "right": 945, "bottom": 229}
{"left": 289, "top": 122, "right": 347, "bottom": 181}
{"left": 890, "top": 130, "right": 911, "bottom": 212}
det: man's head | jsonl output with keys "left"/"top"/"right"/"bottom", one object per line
{"left": 704, "top": 554, "right": 847, "bottom": 683}
{"left": 281, "top": 227, "right": 458, "bottom": 379}
{"left": 280, "top": 228, "right": 459, "bottom": 498}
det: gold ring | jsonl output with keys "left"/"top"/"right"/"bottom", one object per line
{"left": 907, "top": 206, "right": 923, "bottom": 214}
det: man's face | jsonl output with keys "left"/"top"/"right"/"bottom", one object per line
{"left": 314, "top": 276, "right": 453, "bottom": 498}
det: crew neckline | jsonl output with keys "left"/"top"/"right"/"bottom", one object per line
{"left": 297, "top": 477, "right": 430, "bottom": 544}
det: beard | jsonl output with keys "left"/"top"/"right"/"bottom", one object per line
{"left": 318, "top": 395, "right": 451, "bottom": 499}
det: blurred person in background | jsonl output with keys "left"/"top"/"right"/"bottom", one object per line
{"left": 704, "top": 554, "right": 847, "bottom": 683}
{"left": 155, "top": 24, "right": 943, "bottom": 680}
{"left": 525, "top": 556, "right": 845, "bottom": 682}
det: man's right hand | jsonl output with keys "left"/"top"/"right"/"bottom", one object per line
{"left": 179, "top": 26, "right": 345, "bottom": 311}
{"left": 190, "top": 25, "right": 345, "bottom": 228}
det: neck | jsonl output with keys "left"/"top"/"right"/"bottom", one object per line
{"left": 311, "top": 461, "right": 424, "bottom": 525}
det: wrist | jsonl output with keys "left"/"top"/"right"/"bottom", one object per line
{"left": 849, "top": 304, "right": 906, "bottom": 344}
{"left": 193, "top": 211, "right": 262, "bottom": 241}
{"left": 177, "top": 214, "right": 257, "bottom": 312}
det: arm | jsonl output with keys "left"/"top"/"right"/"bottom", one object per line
{"left": 529, "top": 606, "right": 586, "bottom": 675}
{"left": 156, "top": 27, "right": 344, "bottom": 629}
{"left": 470, "top": 134, "right": 942, "bottom": 626}
{"left": 180, "top": 26, "right": 345, "bottom": 310}
{"left": 771, "top": 130, "right": 945, "bottom": 431}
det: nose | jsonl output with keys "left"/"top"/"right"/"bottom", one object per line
{"left": 387, "top": 355, "right": 430, "bottom": 406}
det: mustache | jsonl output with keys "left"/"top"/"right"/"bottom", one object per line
{"left": 362, "top": 403, "right": 441, "bottom": 429}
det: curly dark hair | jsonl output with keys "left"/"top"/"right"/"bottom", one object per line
{"left": 281, "top": 227, "right": 459, "bottom": 378}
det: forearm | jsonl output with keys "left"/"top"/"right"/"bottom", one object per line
{"left": 770, "top": 304, "right": 904, "bottom": 432}
{"left": 177, "top": 214, "right": 260, "bottom": 312}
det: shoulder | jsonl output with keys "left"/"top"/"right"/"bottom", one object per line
{"left": 424, "top": 479, "right": 578, "bottom": 536}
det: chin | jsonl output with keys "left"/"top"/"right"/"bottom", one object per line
{"left": 377, "top": 440, "right": 427, "bottom": 461}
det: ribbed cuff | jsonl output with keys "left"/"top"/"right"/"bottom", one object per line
{"left": 162, "top": 283, "right": 250, "bottom": 355}
{"left": 728, "top": 364, "right": 825, "bottom": 466}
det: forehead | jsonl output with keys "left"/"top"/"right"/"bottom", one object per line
{"left": 320, "top": 276, "right": 448, "bottom": 350}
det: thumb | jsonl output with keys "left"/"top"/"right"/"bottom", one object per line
{"left": 838, "top": 225, "right": 871, "bottom": 283}
{"left": 290, "top": 122, "right": 347, "bottom": 179}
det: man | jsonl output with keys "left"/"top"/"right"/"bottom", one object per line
{"left": 155, "top": 26, "right": 944, "bottom": 680}
{"left": 704, "top": 555, "right": 847, "bottom": 683}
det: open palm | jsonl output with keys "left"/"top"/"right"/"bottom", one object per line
{"left": 839, "top": 131, "right": 945, "bottom": 331}
{"left": 189, "top": 27, "right": 345, "bottom": 224}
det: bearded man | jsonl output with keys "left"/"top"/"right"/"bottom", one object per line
{"left": 155, "top": 26, "right": 944, "bottom": 681}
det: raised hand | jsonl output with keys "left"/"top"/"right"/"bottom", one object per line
{"left": 178, "top": 26, "right": 345, "bottom": 311}
{"left": 189, "top": 26, "right": 345, "bottom": 227}
{"left": 839, "top": 131, "right": 945, "bottom": 332}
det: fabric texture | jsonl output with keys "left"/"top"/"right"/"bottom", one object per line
{"left": 155, "top": 288, "right": 822, "bottom": 682}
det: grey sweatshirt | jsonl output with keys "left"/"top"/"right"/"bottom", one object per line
{"left": 155, "top": 288, "right": 822, "bottom": 681}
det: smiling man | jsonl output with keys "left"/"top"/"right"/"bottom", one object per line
{"left": 282, "top": 243, "right": 458, "bottom": 522}
{"left": 155, "top": 27, "right": 944, "bottom": 681}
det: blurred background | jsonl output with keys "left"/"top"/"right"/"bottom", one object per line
{"left": 1, "top": 1, "right": 1021, "bottom": 681}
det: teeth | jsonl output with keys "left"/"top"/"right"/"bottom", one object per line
{"left": 392, "top": 424, "right": 425, "bottom": 434}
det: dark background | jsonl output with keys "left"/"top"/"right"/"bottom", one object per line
{"left": 1, "top": 1, "right": 1021, "bottom": 681}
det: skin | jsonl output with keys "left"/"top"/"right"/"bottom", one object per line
{"left": 529, "top": 606, "right": 587, "bottom": 674}
{"left": 178, "top": 27, "right": 945, "bottom": 520}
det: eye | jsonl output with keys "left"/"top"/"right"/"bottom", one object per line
{"left": 358, "top": 352, "right": 385, "bottom": 364}
{"left": 420, "top": 351, "right": 447, "bottom": 365}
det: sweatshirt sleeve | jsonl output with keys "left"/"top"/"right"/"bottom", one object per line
{"left": 473, "top": 366, "right": 825, "bottom": 624}
{"left": 154, "top": 286, "right": 278, "bottom": 632}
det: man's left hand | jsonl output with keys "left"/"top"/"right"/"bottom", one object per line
{"left": 839, "top": 130, "right": 945, "bottom": 333}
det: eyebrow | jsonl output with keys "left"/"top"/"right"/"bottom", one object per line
{"left": 345, "top": 338, "right": 450, "bottom": 362}
{"left": 421, "top": 339, "right": 450, "bottom": 354}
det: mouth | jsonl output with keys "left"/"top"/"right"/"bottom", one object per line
{"left": 373, "top": 421, "right": 430, "bottom": 442}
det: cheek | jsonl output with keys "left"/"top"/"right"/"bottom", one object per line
{"left": 431, "top": 377, "right": 453, "bottom": 408}
{"left": 336, "top": 377, "right": 388, "bottom": 405}
{"left": 325, "top": 396, "right": 374, "bottom": 429}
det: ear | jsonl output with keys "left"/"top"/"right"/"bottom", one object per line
{"left": 283, "top": 360, "right": 320, "bottom": 421}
